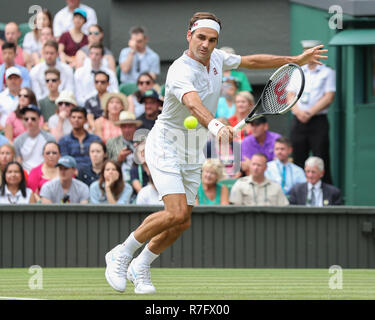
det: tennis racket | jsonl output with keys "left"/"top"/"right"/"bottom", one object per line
{"left": 233, "top": 63, "right": 305, "bottom": 132}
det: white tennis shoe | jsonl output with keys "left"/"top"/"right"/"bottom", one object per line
{"left": 105, "top": 244, "right": 132, "bottom": 292}
{"left": 127, "top": 259, "right": 156, "bottom": 294}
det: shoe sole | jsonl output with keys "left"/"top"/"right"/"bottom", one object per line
{"left": 127, "top": 263, "right": 156, "bottom": 294}
{"left": 105, "top": 252, "right": 126, "bottom": 293}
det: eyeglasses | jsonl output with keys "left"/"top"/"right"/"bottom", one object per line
{"left": 95, "top": 80, "right": 108, "bottom": 84}
{"left": 138, "top": 81, "right": 151, "bottom": 86}
{"left": 18, "top": 94, "right": 29, "bottom": 98}
{"left": 45, "top": 78, "right": 58, "bottom": 83}
{"left": 45, "top": 151, "right": 58, "bottom": 155}
{"left": 24, "top": 117, "right": 37, "bottom": 122}
{"left": 58, "top": 102, "right": 73, "bottom": 106}
{"left": 88, "top": 31, "right": 100, "bottom": 35}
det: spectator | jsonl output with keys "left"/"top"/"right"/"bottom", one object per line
{"left": 241, "top": 116, "right": 281, "bottom": 164}
{"left": 137, "top": 89, "right": 162, "bottom": 131}
{"left": 89, "top": 159, "right": 133, "bottom": 204}
{"left": 75, "top": 24, "right": 116, "bottom": 72}
{"left": 48, "top": 90, "right": 76, "bottom": 141}
{"left": 228, "top": 91, "right": 254, "bottom": 141}
{"left": 38, "top": 68, "right": 60, "bottom": 123}
{"left": 30, "top": 40, "right": 74, "bottom": 101}
{"left": 30, "top": 27, "right": 55, "bottom": 67}
{"left": 0, "top": 161, "right": 35, "bottom": 204}
{"left": 289, "top": 156, "right": 342, "bottom": 206}
{"left": 0, "top": 144, "right": 17, "bottom": 183}
{"left": 53, "top": 0, "right": 98, "bottom": 39}
{"left": 0, "top": 42, "right": 30, "bottom": 91}
{"left": 27, "top": 141, "right": 60, "bottom": 202}
{"left": 130, "top": 141, "right": 151, "bottom": 198}
{"left": 220, "top": 46, "right": 252, "bottom": 92}
{"left": 94, "top": 92, "right": 128, "bottom": 143}
{"left": 5, "top": 87, "right": 44, "bottom": 142}
{"left": 58, "top": 8, "right": 89, "bottom": 68}
{"left": 289, "top": 40, "right": 336, "bottom": 184}
{"left": 84, "top": 71, "right": 110, "bottom": 132}
{"left": 0, "top": 23, "right": 31, "bottom": 69}
{"left": 40, "top": 155, "right": 89, "bottom": 204}
{"left": 265, "top": 137, "right": 306, "bottom": 196}
{"left": 119, "top": 26, "right": 160, "bottom": 84}
{"left": 215, "top": 76, "right": 238, "bottom": 118}
{"left": 127, "top": 72, "right": 156, "bottom": 118}
{"left": 0, "top": 67, "right": 23, "bottom": 131}
{"left": 77, "top": 140, "right": 107, "bottom": 186}
{"left": 74, "top": 43, "right": 118, "bottom": 106}
{"left": 58, "top": 106, "right": 101, "bottom": 171}
{"left": 106, "top": 111, "right": 141, "bottom": 183}
{"left": 196, "top": 159, "right": 229, "bottom": 205}
{"left": 230, "top": 153, "right": 288, "bottom": 206}
{"left": 22, "top": 8, "right": 53, "bottom": 66}
{"left": 136, "top": 177, "right": 163, "bottom": 205}
{"left": 14, "top": 104, "right": 55, "bottom": 172}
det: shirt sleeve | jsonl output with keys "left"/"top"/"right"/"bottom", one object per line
{"left": 168, "top": 63, "right": 197, "bottom": 103}
{"left": 325, "top": 68, "right": 336, "bottom": 93}
{"left": 117, "top": 183, "right": 133, "bottom": 204}
{"left": 118, "top": 48, "right": 130, "bottom": 64}
{"left": 79, "top": 183, "right": 90, "bottom": 203}
{"left": 229, "top": 180, "right": 242, "bottom": 205}
{"left": 217, "top": 49, "right": 242, "bottom": 71}
{"left": 40, "top": 181, "right": 52, "bottom": 200}
{"left": 89, "top": 182, "right": 101, "bottom": 203}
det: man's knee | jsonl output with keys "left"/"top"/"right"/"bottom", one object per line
{"left": 165, "top": 206, "right": 190, "bottom": 226}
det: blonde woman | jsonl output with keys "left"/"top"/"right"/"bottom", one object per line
{"left": 196, "top": 159, "right": 229, "bottom": 205}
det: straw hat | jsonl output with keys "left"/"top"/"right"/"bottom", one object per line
{"left": 55, "top": 90, "right": 77, "bottom": 106}
{"left": 101, "top": 92, "right": 129, "bottom": 112}
{"left": 115, "top": 111, "right": 142, "bottom": 127}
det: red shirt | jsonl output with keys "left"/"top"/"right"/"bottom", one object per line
{"left": 58, "top": 31, "right": 88, "bottom": 57}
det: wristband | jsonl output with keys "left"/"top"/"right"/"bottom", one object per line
{"left": 208, "top": 119, "right": 225, "bottom": 136}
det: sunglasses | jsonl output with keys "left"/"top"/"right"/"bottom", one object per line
{"left": 24, "top": 117, "right": 37, "bottom": 122}
{"left": 18, "top": 94, "right": 29, "bottom": 98}
{"left": 58, "top": 102, "right": 73, "bottom": 106}
{"left": 45, "top": 78, "right": 58, "bottom": 83}
{"left": 95, "top": 80, "right": 108, "bottom": 84}
{"left": 138, "top": 81, "right": 151, "bottom": 86}
{"left": 88, "top": 31, "right": 100, "bottom": 35}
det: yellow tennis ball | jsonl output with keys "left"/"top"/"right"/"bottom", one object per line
{"left": 184, "top": 116, "right": 198, "bottom": 129}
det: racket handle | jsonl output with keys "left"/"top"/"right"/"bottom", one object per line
{"left": 233, "top": 119, "right": 246, "bottom": 132}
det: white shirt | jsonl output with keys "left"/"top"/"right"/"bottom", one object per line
{"left": 22, "top": 32, "right": 42, "bottom": 54}
{"left": 53, "top": 4, "right": 98, "bottom": 38}
{"left": 0, "top": 88, "right": 18, "bottom": 127}
{"left": 289, "top": 64, "right": 336, "bottom": 115}
{"left": 0, "top": 186, "right": 33, "bottom": 204}
{"left": 30, "top": 60, "right": 75, "bottom": 101}
{"left": 74, "top": 63, "right": 118, "bottom": 106}
{"left": 148, "top": 49, "right": 241, "bottom": 165}
{"left": 48, "top": 115, "right": 73, "bottom": 138}
{"left": 136, "top": 184, "right": 164, "bottom": 205}
{"left": 307, "top": 180, "right": 323, "bottom": 206}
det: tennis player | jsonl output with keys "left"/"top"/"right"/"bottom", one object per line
{"left": 105, "top": 12, "right": 328, "bottom": 294}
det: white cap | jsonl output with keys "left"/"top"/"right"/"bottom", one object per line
{"left": 5, "top": 66, "right": 21, "bottom": 79}
{"left": 301, "top": 40, "right": 322, "bottom": 49}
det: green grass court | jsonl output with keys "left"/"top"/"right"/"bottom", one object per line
{"left": 0, "top": 268, "right": 374, "bottom": 300}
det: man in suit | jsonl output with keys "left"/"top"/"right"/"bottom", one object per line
{"left": 289, "top": 156, "right": 342, "bottom": 206}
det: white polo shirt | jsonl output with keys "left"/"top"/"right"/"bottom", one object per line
{"left": 0, "top": 89, "right": 18, "bottom": 127}
{"left": 147, "top": 48, "right": 241, "bottom": 166}
{"left": 289, "top": 64, "right": 336, "bottom": 115}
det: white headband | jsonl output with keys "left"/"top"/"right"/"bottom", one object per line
{"left": 190, "top": 19, "right": 220, "bottom": 34}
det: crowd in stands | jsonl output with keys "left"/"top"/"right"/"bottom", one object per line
{"left": 0, "top": 1, "right": 342, "bottom": 206}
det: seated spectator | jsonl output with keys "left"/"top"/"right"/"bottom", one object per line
{"left": 127, "top": 72, "right": 156, "bottom": 117}
{"left": 48, "top": 90, "right": 76, "bottom": 141}
{"left": 0, "top": 67, "right": 23, "bottom": 131}
{"left": 265, "top": 137, "right": 306, "bottom": 196}
{"left": 30, "top": 40, "right": 74, "bottom": 101}
{"left": 220, "top": 46, "right": 253, "bottom": 92}
{"left": 27, "top": 141, "right": 60, "bottom": 202}
{"left": 5, "top": 88, "right": 44, "bottom": 142}
{"left": 40, "top": 155, "right": 89, "bottom": 204}
{"left": 58, "top": 107, "right": 102, "bottom": 171}
{"left": 0, "top": 23, "right": 31, "bottom": 69}
{"left": 30, "top": 27, "right": 55, "bottom": 67}
{"left": 0, "top": 144, "right": 20, "bottom": 184}
{"left": 106, "top": 111, "right": 141, "bottom": 182}
{"left": 58, "top": 8, "right": 88, "bottom": 68}
{"left": 228, "top": 91, "right": 254, "bottom": 141}
{"left": 289, "top": 156, "right": 342, "bottom": 206}
{"left": 136, "top": 176, "right": 163, "bottom": 205}
{"left": 84, "top": 71, "right": 110, "bottom": 132}
{"left": 119, "top": 26, "right": 160, "bottom": 84}
{"left": 14, "top": 105, "right": 55, "bottom": 172}
{"left": 241, "top": 116, "right": 281, "bottom": 168}
{"left": 130, "top": 141, "right": 151, "bottom": 198}
{"left": 53, "top": 0, "right": 98, "bottom": 39}
{"left": 22, "top": 8, "right": 53, "bottom": 67}
{"left": 196, "top": 159, "right": 229, "bottom": 205}
{"left": 0, "top": 161, "right": 35, "bottom": 204}
{"left": 38, "top": 68, "right": 60, "bottom": 123}
{"left": 75, "top": 24, "right": 116, "bottom": 72}
{"left": 230, "top": 153, "right": 289, "bottom": 206}
{"left": 137, "top": 89, "right": 162, "bottom": 131}
{"left": 94, "top": 92, "right": 128, "bottom": 144}
{"left": 89, "top": 160, "right": 132, "bottom": 204}
{"left": 77, "top": 140, "right": 107, "bottom": 186}
{"left": 74, "top": 43, "right": 118, "bottom": 106}
{"left": 215, "top": 76, "right": 238, "bottom": 119}
{"left": 0, "top": 42, "right": 30, "bottom": 91}
{"left": 204, "top": 117, "right": 241, "bottom": 178}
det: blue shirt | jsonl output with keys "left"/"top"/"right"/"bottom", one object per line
{"left": 0, "top": 64, "right": 31, "bottom": 91}
{"left": 215, "top": 96, "right": 236, "bottom": 118}
{"left": 265, "top": 159, "right": 306, "bottom": 195}
{"left": 89, "top": 180, "right": 133, "bottom": 204}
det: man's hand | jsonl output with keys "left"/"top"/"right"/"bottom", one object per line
{"left": 117, "top": 147, "right": 132, "bottom": 163}
{"left": 217, "top": 125, "right": 234, "bottom": 144}
{"left": 296, "top": 45, "right": 328, "bottom": 66}
{"left": 128, "top": 39, "right": 136, "bottom": 53}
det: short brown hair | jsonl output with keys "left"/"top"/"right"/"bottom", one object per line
{"left": 89, "top": 43, "right": 104, "bottom": 56}
{"left": 44, "top": 67, "right": 60, "bottom": 79}
{"left": 43, "top": 40, "right": 58, "bottom": 52}
{"left": 188, "top": 12, "right": 222, "bottom": 31}
{"left": 275, "top": 136, "right": 292, "bottom": 147}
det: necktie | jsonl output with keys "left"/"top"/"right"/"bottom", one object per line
{"left": 281, "top": 164, "right": 286, "bottom": 191}
{"left": 310, "top": 186, "right": 316, "bottom": 206}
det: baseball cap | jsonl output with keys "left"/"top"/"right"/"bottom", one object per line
{"left": 56, "top": 155, "right": 77, "bottom": 169}
{"left": 73, "top": 8, "right": 87, "bottom": 21}
{"left": 301, "top": 40, "right": 322, "bottom": 49}
{"left": 20, "top": 104, "right": 42, "bottom": 116}
{"left": 249, "top": 116, "right": 267, "bottom": 125}
{"left": 5, "top": 66, "right": 21, "bottom": 79}
{"left": 140, "top": 89, "right": 163, "bottom": 104}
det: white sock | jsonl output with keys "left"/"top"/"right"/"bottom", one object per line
{"left": 120, "top": 232, "right": 143, "bottom": 257}
{"left": 135, "top": 244, "right": 159, "bottom": 267}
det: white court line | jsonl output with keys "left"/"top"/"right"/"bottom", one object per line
{"left": 0, "top": 296, "right": 46, "bottom": 300}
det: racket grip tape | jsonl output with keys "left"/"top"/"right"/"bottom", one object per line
{"left": 233, "top": 119, "right": 246, "bottom": 132}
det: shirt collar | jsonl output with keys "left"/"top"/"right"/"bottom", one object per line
{"left": 5, "top": 185, "right": 22, "bottom": 197}
{"left": 308, "top": 180, "right": 322, "bottom": 190}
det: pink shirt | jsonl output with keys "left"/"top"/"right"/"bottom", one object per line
{"left": 100, "top": 117, "right": 121, "bottom": 144}
{"left": 27, "top": 163, "right": 50, "bottom": 194}
{"left": 0, "top": 46, "right": 25, "bottom": 66}
{"left": 6, "top": 112, "right": 44, "bottom": 139}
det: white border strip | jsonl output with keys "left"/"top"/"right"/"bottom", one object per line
{"left": 0, "top": 296, "right": 46, "bottom": 300}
